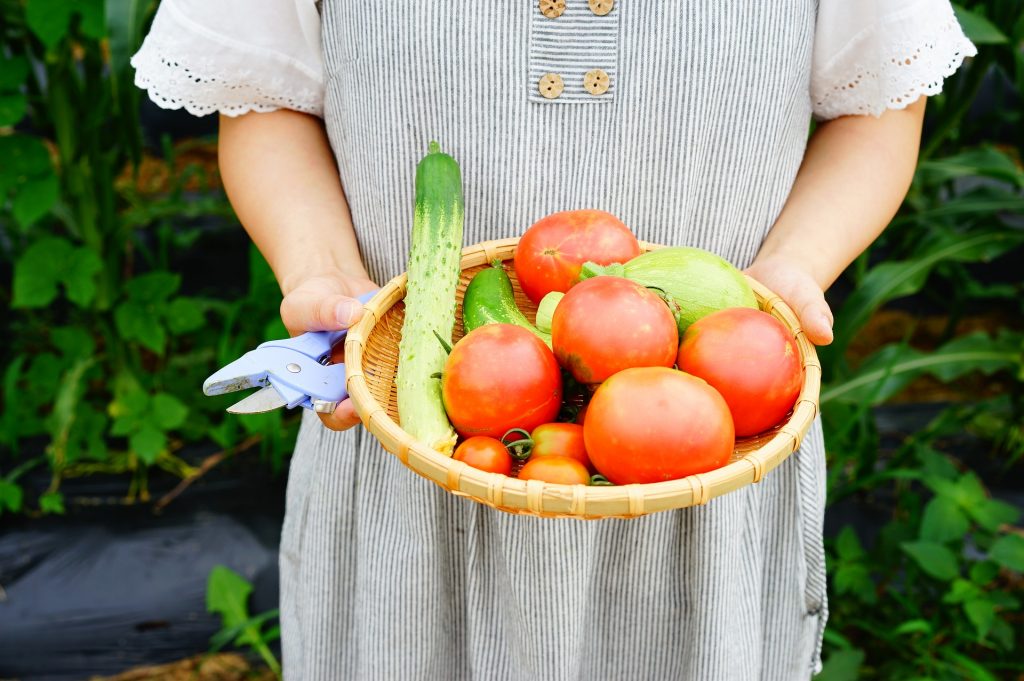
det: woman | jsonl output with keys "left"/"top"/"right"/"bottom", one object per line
{"left": 133, "top": 1, "right": 975, "bottom": 678}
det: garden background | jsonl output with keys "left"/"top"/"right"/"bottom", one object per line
{"left": 1, "top": 1, "right": 1022, "bottom": 679}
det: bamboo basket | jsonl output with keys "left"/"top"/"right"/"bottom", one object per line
{"left": 344, "top": 238, "right": 820, "bottom": 519}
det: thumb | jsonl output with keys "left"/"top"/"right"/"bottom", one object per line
{"left": 792, "top": 290, "right": 834, "bottom": 346}
{"left": 280, "top": 290, "right": 365, "bottom": 335}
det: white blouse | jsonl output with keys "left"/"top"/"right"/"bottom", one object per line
{"left": 131, "top": 0, "right": 977, "bottom": 121}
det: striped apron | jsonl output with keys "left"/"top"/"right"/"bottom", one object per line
{"left": 279, "top": 1, "right": 828, "bottom": 678}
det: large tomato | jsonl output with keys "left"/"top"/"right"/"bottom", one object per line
{"left": 677, "top": 307, "right": 803, "bottom": 437}
{"left": 513, "top": 210, "right": 641, "bottom": 304}
{"left": 442, "top": 324, "right": 562, "bottom": 439}
{"left": 552, "top": 276, "right": 678, "bottom": 384}
{"left": 584, "top": 367, "right": 734, "bottom": 484}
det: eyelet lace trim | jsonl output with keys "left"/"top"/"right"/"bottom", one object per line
{"left": 131, "top": 27, "right": 323, "bottom": 118}
{"left": 812, "top": 5, "right": 978, "bottom": 119}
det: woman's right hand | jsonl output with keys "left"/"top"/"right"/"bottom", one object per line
{"left": 279, "top": 271, "right": 379, "bottom": 431}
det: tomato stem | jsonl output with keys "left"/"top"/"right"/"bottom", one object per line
{"left": 500, "top": 428, "right": 534, "bottom": 460}
{"left": 590, "top": 474, "right": 613, "bottom": 486}
{"left": 646, "top": 286, "right": 684, "bottom": 329}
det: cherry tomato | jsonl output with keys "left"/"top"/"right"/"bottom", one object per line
{"left": 518, "top": 455, "right": 591, "bottom": 485}
{"left": 530, "top": 423, "right": 590, "bottom": 469}
{"left": 453, "top": 436, "right": 514, "bottom": 476}
{"left": 677, "top": 308, "right": 803, "bottom": 437}
{"left": 584, "top": 367, "right": 734, "bottom": 484}
{"left": 442, "top": 324, "right": 562, "bottom": 439}
{"left": 552, "top": 276, "right": 678, "bottom": 384}
{"left": 513, "top": 210, "right": 641, "bottom": 304}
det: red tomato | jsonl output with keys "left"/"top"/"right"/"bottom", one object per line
{"left": 584, "top": 367, "right": 734, "bottom": 484}
{"left": 442, "top": 324, "right": 562, "bottom": 439}
{"left": 513, "top": 210, "right": 641, "bottom": 304}
{"left": 530, "top": 423, "right": 590, "bottom": 469}
{"left": 518, "top": 456, "right": 591, "bottom": 485}
{"left": 454, "top": 436, "right": 514, "bottom": 476}
{"left": 552, "top": 276, "right": 678, "bottom": 384}
{"left": 677, "top": 308, "right": 803, "bottom": 437}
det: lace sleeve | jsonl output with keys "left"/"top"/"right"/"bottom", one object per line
{"left": 130, "top": 0, "right": 323, "bottom": 118}
{"left": 811, "top": 0, "right": 977, "bottom": 120}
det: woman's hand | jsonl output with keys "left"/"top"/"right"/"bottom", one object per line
{"left": 280, "top": 271, "right": 380, "bottom": 431}
{"left": 744, "top": 255, "right": 834, "bottom": 346}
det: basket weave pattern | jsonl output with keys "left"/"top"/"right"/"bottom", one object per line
{"left": 345, "top": 238, "right": 820, "bottom": 519}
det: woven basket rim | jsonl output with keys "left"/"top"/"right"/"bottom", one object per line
{"left": 345, "top": 238, "right": 820, "bottom": 519}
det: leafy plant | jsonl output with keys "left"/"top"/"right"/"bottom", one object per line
{"left": 817, "top": 2, "right": 1024, "bottom": 678}
{"left": 0, "top": 0, "right": 295, "bottom": 514}
{"left": 822, "top": 446, "right": 1023, "bottom": 679}
{"left": 207, "top": 565, "right": 281, "bottom": 678}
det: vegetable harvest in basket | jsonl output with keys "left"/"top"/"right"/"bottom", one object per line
{"left": 396, "top": 144, "right": 804, "bottom": 486}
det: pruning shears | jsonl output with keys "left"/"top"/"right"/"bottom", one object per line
{"left": 203, "top": 290, "right": 378, "bottom": 414}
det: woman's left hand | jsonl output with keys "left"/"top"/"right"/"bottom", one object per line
{"left": 744, "top": 255, "right": 834, "bottom": 346}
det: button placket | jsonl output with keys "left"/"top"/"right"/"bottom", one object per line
{"left": 529, "top": 0, "right": 619, "bottom": 103}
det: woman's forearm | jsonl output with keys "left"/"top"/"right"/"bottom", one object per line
{"left": 754, "top": 98, "right": 926, "bottom": 289}
{"left": 218, "top": 109, "right": 369, "bottom": 295}
{"left": 218, "top": 109, "right": 375, "bottom": 428}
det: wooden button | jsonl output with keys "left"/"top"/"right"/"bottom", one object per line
{"left": 539, "top": 73, "right": 564, "bottom": 99}
{"left": 583, "top": 69, "right": 610, "bottom": 95}
{"left": 539, "top": 0, "right": 565, "bottom": 19}
{"left": 588, "top": 0, "right": 613, "bottom": 16}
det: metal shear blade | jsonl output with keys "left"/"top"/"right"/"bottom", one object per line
{"left": 225, "top": 386, "right": 287, "bottom": 414}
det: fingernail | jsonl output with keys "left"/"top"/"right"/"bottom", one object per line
{"left": 818, "top": 313, "right": 834, "bottom": 343}
{"left": 335, "top": 301, "right": 357, "bottom": 326}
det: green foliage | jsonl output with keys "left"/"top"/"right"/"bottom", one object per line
{"left": 0, "top": 134, "right": 59, "bottom": 228}
{"left": 206, "top": 565, "right": 281, "bottom": 678}
{"left": 817, "top": 2, "right": 1024, "bottom": 677}
{"left": 823, "top": 230, "right": 1023, "bottom": 363}
{"left": 816, "top": 648, "right": 865, "bottom": 681}
{"left": 822, "top": 331, "right": 1023, "bottom": 406}
{"left": 951, "top": 4, "right": 1008, "bottom": 45}
{"left": 822, "top": 447, "right": 1023, "bottom": 678}
{"left": 0, "top": 478, "right": 24, "bottom": 514}
{"left": 0, "top": 0, "right": 296, "bottom": 512}
{"left": 12, "top": 236, "right": 103, "bottom": 307}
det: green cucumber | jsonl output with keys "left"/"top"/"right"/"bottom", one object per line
{"left": 396, "top": 141, "right": 462, "bottom": 456}
{"left": 463, "top": 262, "right": 551, "bottom": 346}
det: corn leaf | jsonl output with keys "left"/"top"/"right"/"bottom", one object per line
{"left": 952, "top": 4, "right": 1009, "bottom": 44}
{"left": 829, "top": 230, "right": 1024, "bottom": 356}
{"left": 822, "top": 332, "right": 1022, "bottom": 405}
{"left": 916, "top": 146, "right": 1023, "bottom": 187}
